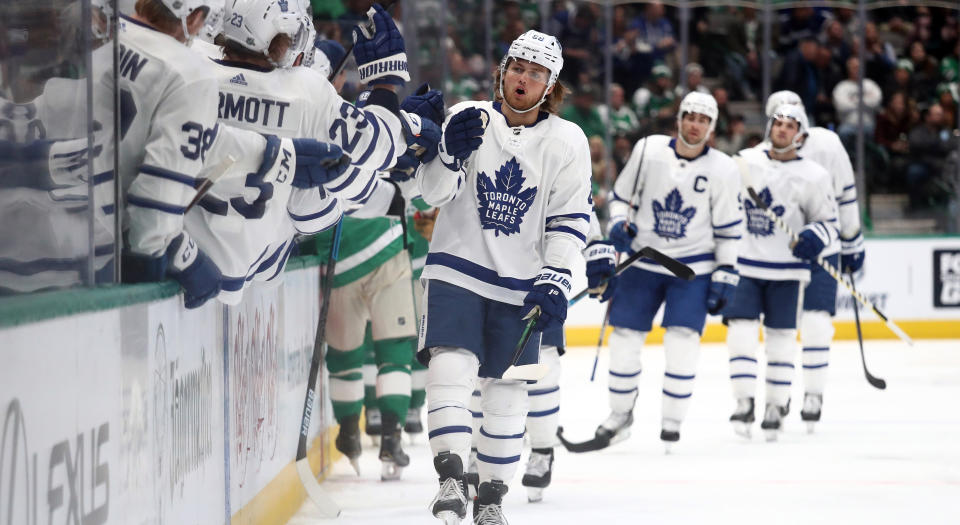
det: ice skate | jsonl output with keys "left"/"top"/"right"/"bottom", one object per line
{"left": 473, "top": 480, "right": 509, "bottom": 525}
{"left": 521, "top": 447, "right": 554, "bottom": 502}
{"left": 660, "top": 418, "right": 681, "bottom": 454}
{"left": 335, "top": 413, "right": 362, "bottom": 475}
{"left": 760, "top": 402, "right": 784, "bottom": 442}
{"left": 594, "top": 410, "right": 634, "bottom": 448}
{"left": 430, "top": 452, "right": 468, "bottom": 524}
{"left": 405, "top": 406, "right": 423, "bottom": 443}
{"left": 800, "top": 393, "right": 822, "bottom": 434}
{"left": 364, "top": 407, "right": 381, "bottom": 446}
{"left": 465, "top": 448, "right": 480, "bottom": 501}
{"left": 729, "top": 397, "right": 755, "bottom": 439}
{"left": 379, "top": 413, "right": 410, "bottom": 481}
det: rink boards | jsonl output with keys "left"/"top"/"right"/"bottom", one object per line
{"left": 0, "top": 257, "right": 337, "bottom": 525}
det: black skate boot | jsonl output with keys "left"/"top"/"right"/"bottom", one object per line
{"left": 364, "top": 407, "right": 381, "bottom": 446}
{"left": 760, "top": 402, "right": 785, "bottom": 441}
{"left": 521, "top": 447, "right": 554, "bottom": 502}
{"left": 473, "top": 480, "right": 509, "bottom": 525}
{"left": 335, "top": 413, "right": 362, "bottom": 475}
{"left": 594, "top": 410, "right": 634, "bottom": 448}
{"left": 660, "top": 418, "right": 681, "bottom": 454}
{"left": 430, "top": 452, "right": 468, "bottom": 524}
{"left": 780, "top": 397, "right": 791, "bottom": 417}
{"left": 405, "top": 406, "right": 423, "bottom": 438}
{"left": 800, "top": 393, "right": 822, "bottom": 434}
{"left": 729, "top": 397, "right": 755, "bottom": 438}
{"left": 379, "top": 412, "right": 410, "bottom": 481}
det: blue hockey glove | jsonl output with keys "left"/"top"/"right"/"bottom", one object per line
{"left": 585, "top": 240, "right": 618, "bottom": 302}
{"left": 520, "top": 267, "right": 572, "bottom": 333}
{"left": 391, "top": 111, "right": 442, "bottom": 180}
{"left": 401, "top": 83, "right": 445, "bottom": 125}
{"left": 291, "top": 139, "right": 351, "bottom": 189}
{"left": 608, "top": 220, "right": 638, "bottom": 254}
{"left": 438, "top": 107, "right": 487, "bottom": 171}
{"left": 792, "top": 223, "right": 831, "bottom": 261}
{"left": 352, "top": 4, "right": 409, "bottom": 86}
{"left": 166, "top": 233, "right": 222, "bottom": 309}
{"left": 840, "top": 231, "right": 865, "bottom": 273}
{"left": 706, "top": 265, "right": 739, "bottom": 315}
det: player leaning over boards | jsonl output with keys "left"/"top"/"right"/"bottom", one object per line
{"left": 588, "top": 91, "right": 743, "bottom": 453}
{"left": 417, "top": 30, "right": 592, "bottom": 525}
{"left": 749, "top": 91, "right": 865, "bottom": 431}
{"left": 116, "top": 0, "right": 341, "bottom": 308}
{"left": 726, "top": 105, "right": 839, "bottom": 441}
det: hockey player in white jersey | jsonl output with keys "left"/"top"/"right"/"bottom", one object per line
{"left": 728, "top": 104, "right": 839, "bottom": 440}
{"left": 754, "top": 90, "right": 864, "bottom": 429}
{"left": 417, "top": 30, "right": 592, "bottom": 524}
{"left": 586, "top": 91, "right": 743, "bottom": 451}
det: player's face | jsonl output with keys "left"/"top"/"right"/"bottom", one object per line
{"left": 770, "top": 118, "right": 799, "bottom": 148}
{"left": 503, "top": 59, "right": 551, "bottom": 111}
{"left": 679, "top": 112, "right": 711, "bottom": 144}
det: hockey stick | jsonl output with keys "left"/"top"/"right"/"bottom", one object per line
{"left": 502, "top": 314, "right": 547, "bottom": 381}
{"left": 184, "top": 155, "right": 235, "bottom": 214}
{"left": 744, "top": 186, "right": 913, "bottom": 346}
{"left": 850, "top": 273, "right": 887, "bottom": 389}
{"left": 295, "top": 220, "right": 344, "bottom": 519}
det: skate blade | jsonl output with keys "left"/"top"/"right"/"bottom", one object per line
{"left": 405, "top": 432, "right": 419, "bottom": 445}
{"left": 764, "top": 429, "right": 779, "bottom": 442}
{"left": 527, "top": 487, "right": 544, "bottom": 503}
{"left": 435, "top": 510, "right": 462, "bottom": 525}
{"left": 663, "top": 442, "right": 674, "bottom": 455}
{"left": 368, "top": 435, "right": 381, "bottom": 447}
{"left": 608, "top": 428, "right": 631, "bottom": 446}
{"left": 733, "top": 422, "right": 752, "bottom": 439}
{"left": 349, "top": 457, "right": 362, "bottom": 476}
{"left": 805, "top": 422, "right": 816, "bottom": 434}
{"left": 381, "top": 462, "right": 404, "bottom": 481}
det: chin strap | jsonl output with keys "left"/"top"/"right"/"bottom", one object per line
{"left": 677, "top": 131, "right": 707, "bottom": 149}
{"left": 498, "top": 66, "right": 548, "bottom": 114}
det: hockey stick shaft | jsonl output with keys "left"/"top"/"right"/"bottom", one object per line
{"left": 295, "top": 220, "right": 344, "bottom": 518}
{"left": 850, "top": 273, "right": 886, "bottom": 389}
{"left": 745, "top": 186, "right": 913, "bottom": 346}
{"left": 184, "top": 155, "right": 235, "bottom": 214}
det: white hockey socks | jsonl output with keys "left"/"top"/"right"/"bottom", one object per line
{"left": 727, "top": 319, "right": 760, "bottom": 400}
{"left": 525, "top": 346, "right": 561, "bottom": 449}
{"left": 607, "top": 327, "right": 646, "bottom": 413}
{"left": 476, "top": 379, "right": 529, "bottom": 485}
{"left": 661, "top": 327, "right": 700, "bottom": 428}
{"left": 800, "top": 310, "right": 833, "bottom": 395}
{"left": 426, "top": 347, "right": 479, "bottom": 464}
{"left": 764, "top": 327, "right": 798, "bottom": 407}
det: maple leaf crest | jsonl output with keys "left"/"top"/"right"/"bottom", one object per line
{"left": 651, "top": 188, "right": 697, "bottom": 240}
{"left": 476, "top": 157, "right": 538, "bottom": 236}
{"left": 745, "top": 187, "right": 785, "bottom": 237}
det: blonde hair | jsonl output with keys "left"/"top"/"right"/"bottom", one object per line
{"left": 492, "top": 67, "right": 567, "bottom": 115}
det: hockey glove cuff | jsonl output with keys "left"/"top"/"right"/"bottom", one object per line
{"left": 521, "top": 267, "right": 572, "bottom": 333}
{"left": 584, "top": 240, "right": 618, "bottom": 302}
{"left": 792, "top": 223, "right": 831, "bottom": 261}
{"left": 840, "top": 231, "right": 865, "bottom": 273}
{"left": 166, "top": 232, "right": 222, "bottom": 309}
{"left": 706, "top": 265, "right": 739, "bottom": 315}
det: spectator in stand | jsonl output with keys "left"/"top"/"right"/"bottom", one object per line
{"left": 877, "top": 15, "right": 914, "bottom": 57}
{"left": 562, "top": 84, "right": 606, "bottom": 139}
{"left": 632, "top": 2, "right": 676, "bottom": 72}
{"left": 674, "top": 62, "right": 710, "bottom": 99}
{"left": 495, "top": 18, "right": 526, "bottom": 58}
{"left": 633, "top": 63, "right": 676, "bottom": 134}
{"left": 778, "top": 7, "right": 828, "bottom": 51}
{"left": 908, "top": 40, "right": 941, "bottom": 103}
{"left": 776, "top": 36, "right": 820, "bottom": 120}
{"left": 883, "top": 59, "right": 918, "bottom": 105}
{"left": 613, "top": 134, "right": 634, "bottom": 173}
{"left": 444, "top": 50, "right": 480, "bottom": 105}
{"left": 833, "top": 56, "right": 883, "bottom": 143}
{"left": 874, "top": 91, "right": 918, "bottom": 191}
{"left": 559, "top": 5, "right": 599, "bottom": 85}
{"left": 936, "top": 83, "right": 958, "bottom": 130}
{"left": 723, "top": 6, "right": 769, "bottom": 101}
{"left": 589, "top": 135, "right": 611, "bottom": 206}
{"left": 859, "top": 22, "right": 896, "bottom": 84}
{"left": 711, "top": 86, "right": 732, "bottom": 138}
{"left": 812, "top": 45, "right": 844, "bottom": 126}
{"left": 821, "top": 20, "right": 851, "bottom": 71}
{"left": 715, "top": 114, "right": 748, "bottom": 155}
{"left": 906, "top": 103, "right": 959, "bottom": 208}
{"left": 598, "top": 83, "right": 641, "bottom": 137}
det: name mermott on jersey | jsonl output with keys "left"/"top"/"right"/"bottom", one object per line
{"left": 652, "top": 188, "right": 697, "bottom": 240}
{"left": 745, "top": 187, "right": 785, "bottom": 237}
{"left": 477, "top": 157, "right": 537, "bottom": 237}
{"left": 218, "top": 91, "right": 291, "bottom": 128}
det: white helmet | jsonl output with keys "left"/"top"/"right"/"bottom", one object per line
{"left": 292, "top": 0, "right": 316, "bottom": 67}
{"left": 223, "top": 0, "right": 308, "bottom": 68}
{"left": 159, "top": 0, "right": 210, "bottom": 45}
{"left": 676, "top": 91, "right": 718, "bottom": 148}
{"left": 764, "top": 90, "right": 804, "bottom": 118}
{"left": 765, "top": 103, "right": 809, "bottom": 153}
{"left": 498, "top": 30, "right": 564, "bottom": 114}
{"left": 199, "top": 1, "right": 226, "bottom": 44}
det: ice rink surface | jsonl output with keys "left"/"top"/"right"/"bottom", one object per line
{"left": 289, "top": 340, "right": 960, "bottom": 524}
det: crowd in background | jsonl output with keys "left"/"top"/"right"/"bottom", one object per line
{"left": 308, "top": 0, "right": 960, "bottom": 216}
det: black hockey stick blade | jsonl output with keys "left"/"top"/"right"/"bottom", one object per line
{"left": 850, "top": 274, "right": 887, "bottom": 390}
{"left": 638, "top": 246, "right": 695, "bottom": 281}
{"left": 557, "top": 426, "right": 611, "bottom": 453}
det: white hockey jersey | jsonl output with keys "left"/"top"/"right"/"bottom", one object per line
{"left": 753, "top": 126, "right": 860, "bottom": 253}
{"left": 418, "top": 101, "right": 593, "bottom": 305}
{"left": 735, "top": 149, "right": 839, "bottom": 282}
{"left": 608, "top": 135, "right": 743, "bottom": 277}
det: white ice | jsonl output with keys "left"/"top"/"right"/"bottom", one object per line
{"left": 288, "top": 340, "right": 960, "bottom": 524}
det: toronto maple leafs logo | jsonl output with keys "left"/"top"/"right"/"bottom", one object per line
{"left": 277, "top": 0, "right": 289, "bottom": 11}
{"left": 652, "top": 188, "right": 696, "bottom": 239}
{"left": 745, "top": 187, "right": 785, "bottom": 236}
{"left": 477, "top": 157, "right": 537, "bottom": 236}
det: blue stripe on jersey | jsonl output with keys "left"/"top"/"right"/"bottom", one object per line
{"left": 767, "top": 362, "right": 795, "bottom": 368}
{"left": 102, "top": 204, "right": 115, "bottom": 215}
{"left": 140, "top": 164, "right": 195, "bottom": 187}
{"left": 352, "top": 173, "right": 378, "bottom": 203}
{"left": 289, "top": 198, "right": 339, "bottom": 222}
{"left": 479, "top": 427, "right": 524, "bottom": 440}
{"left": 428, "top": 425, "right": 473, "bottom": 439}
{"left": 471, "top": 410, "right": 483, "bottom": 418}
{"left": 609, "top": 369, "right": 641, "bottom": 378}
{"left": 713, "top": 218, "right": 742, "bottom": 229}
{"left": 252, "top": 242, "right": 288, "bottom": 278}
{"left": 546, "top": 213, "right": 590, "bottom": 223}
{"left": 730, "top": 374, "right": 757, "bottom": 379}
{"left": 546, "top": 225, "right": 586, "bottom": 242}
{"left": 477, "top": 453, "right": 521, "bottom": 465}
{"left": 842, "top": 183, "right": 856, "bottom": 191}
{"left": 529, "top": 386, "right": 560, "bottom": 396}
{"left": 127, "top": 194, "right": 186, "bottom": 215}
{"left": 374, "top": 115, "right": 397, "bottom": 172}
{"left": 730, "top": 356, "right": 758, "bottom": 363}
{"left": 472, "top": 390, "right": 481, "bottom": 397}
{"left": 765, "top": 379, "right": 791, "bottom": 386}
{"left": 737, "top": 257, "right": 808, "bottom": 270}
{"left": 528, "top": 406, "right": 560, "bottom": 417}
{"left": 92, "top": 170, "right": 114, "bottom": 185}
{"left": 714, "top": 234, "right": 742, "bottom": 240}
{"left": 94, "top": 243, "right": 114, "bottom": 257}
{"left": 327, "top": 167, "right": 361, "bottom": 193}
{"left": 611, "top": 191, "right": 631, "bottom": 204}
{"left": 265, "top": 242, "right": 294, "bottom": 281}
{"left": 803, "top": 346, "right": 829, "bottom": 352}
{"left": 353, "top": 111, "right": 381, "bottom": 166}
{"left": 664, "top": 372, "right": 695, "bottom": 380}
{"left": 662, "top": 389, "right": 692, "bottom": 399}
{"left": 425, "top": 251, "right": 536, "bottom": 291}
{"left": 803, "top": 363, "right": 828, "bottom": 369}
{"left": 839, "top": 198, "right": 857, "bottom": 206}
{"left": 609, "top": 386, "right": 638, "bottom": 394}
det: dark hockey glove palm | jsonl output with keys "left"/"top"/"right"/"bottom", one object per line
{"left": 608, "top": 220, "right": 638, "bottom": 254}
{"left": 521, "top": 267, "right": 572, "bottom": 332}
{"left": 792, "top": 223, "right": 831, "bottom": 261}
{"left": 438, "top": 107, "right": 487, "bottom": 171}
{"left": 706, "top": 265, "right": 739, "bottom": 315}
{"left": 392, "top": 112, "right": 441, "bottom": 180}
{"left": 585, "top": 240, "right": 618, "bottom": 302}
{"left": 352, "top": 4, "right": 409, "bottom": 86}
{"left": 840, "top": 231, "right": 865, "bottom": 273}
{"left": 401, "top": 83, "right": 445, "bottom": 125}
{"left": 291, "top": 139, "right": 351, "bottom": 189}
{"left": 122, "top": 232, "right": 222, "bottom": 309}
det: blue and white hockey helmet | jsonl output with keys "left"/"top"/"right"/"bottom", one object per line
{"left": 501, "top": 30, "right": 563, "bottom": 89}
{"left": 764, "top": 90, "right": 804, "bottom": 118}
{"left": 677, "top": 91, "right": 718, "bottom": 147}
{"left": 223, "top": 0, "right": 309, "bottom": 68}
{"left": 766, "top": 103, "right": 809, "bottom": 152}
